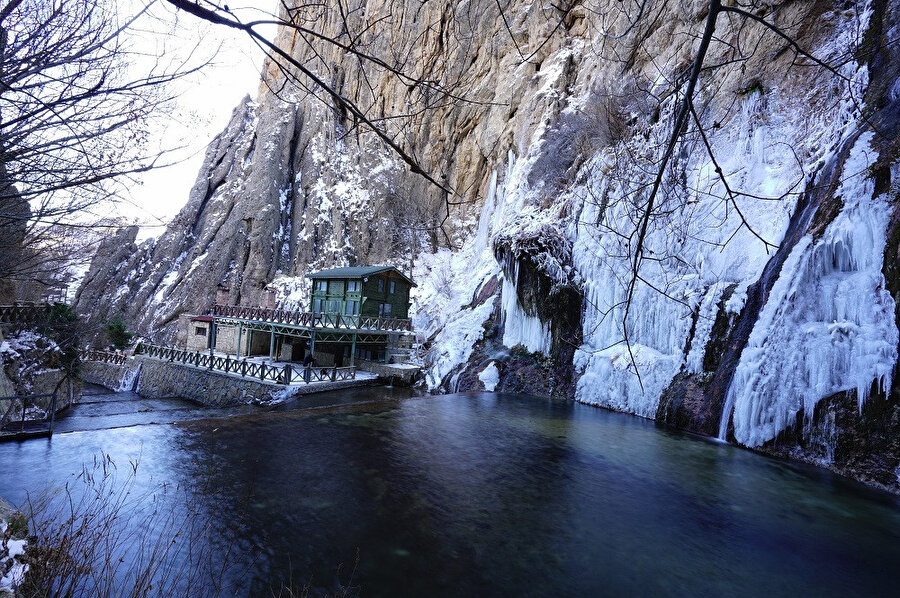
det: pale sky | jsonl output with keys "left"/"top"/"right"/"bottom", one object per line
{"left": 119, "top": 1, "right": 278, "bottom": 238}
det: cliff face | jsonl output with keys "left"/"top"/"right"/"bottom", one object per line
{"left": 75, "top": 0, "right": 575, "bottom": 333}
{"left": 76, "top": 1, "right": 900, "bottom": 489}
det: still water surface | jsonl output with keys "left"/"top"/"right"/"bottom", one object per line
{"left": 2, "top": 388, "right": 900, "bottom": 596}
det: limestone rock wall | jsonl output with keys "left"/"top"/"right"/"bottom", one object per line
{"left": 76, "top": 0, "right": 863, "bottom": 338}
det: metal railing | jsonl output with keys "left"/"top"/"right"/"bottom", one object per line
{"left": 212, "top": 304, "right": 413, "bottom": 332}
{"left": 136, "top": 344, "right": 356, "bottom": 385}
{"left": 79, "top": 349, "right": 129, "bottom": 365}
{"left": 0, "top": 393, "right": 58, "bottom": 440}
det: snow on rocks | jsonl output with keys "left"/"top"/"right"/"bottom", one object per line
{"left": 478, "top": 361, "right": 500, "bottom": 392}
{"left": 1, "top": 516, "right": 28, "bottom": 596}
{"left": 414, "top": 247, "right": 498, "bottom": 390}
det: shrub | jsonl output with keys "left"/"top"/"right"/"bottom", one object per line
{"left": 105, "top": 318, "right": 134, "bottom": 350}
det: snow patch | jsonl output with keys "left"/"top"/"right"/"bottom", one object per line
{"left": 1, "top": 521, "right": 28, "bottom": 594}
{"left": 478, "top": 362, "right": 500, "bottom": 392}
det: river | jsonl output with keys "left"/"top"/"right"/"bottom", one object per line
{"left": 2, "top": 386, "right": 900, "bottom": 596}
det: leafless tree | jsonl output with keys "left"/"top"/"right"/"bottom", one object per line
{"left": 0, "top": 0, "right": 207, "bottom": 301}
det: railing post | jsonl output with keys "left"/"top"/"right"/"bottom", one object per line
{"left": 282, "top": 364, "right": 292, "bottom": 385}
{"left": 331, "top": 367, "right": 336, "bottom": 382}
{"left": 48, "top": 392, "right": 58, "bottom": 434}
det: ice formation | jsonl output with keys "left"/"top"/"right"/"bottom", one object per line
{"left": 118, "top": 363, "right": 142, "bottom": 393}
{"left": 724, "top": 133, "right": 898, "bottom": 446}
{"left": 499, "top": 264, "right": 552, "bottom": 356}
{"left": 478, "top": 361, "right": 500, "bottom": 392}
{"left": 565, "top": 84, "right": 803, "bottom": 417}
{"left": 416, "top": 153, "right": 531, "bottom": 389}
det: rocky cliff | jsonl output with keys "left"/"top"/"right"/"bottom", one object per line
{"left": 76, "top": 0, "right": 900, "bottom": 490}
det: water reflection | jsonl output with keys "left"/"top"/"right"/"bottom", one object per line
{"left": 2, "top": 392, "right": 900, "bottom": 596}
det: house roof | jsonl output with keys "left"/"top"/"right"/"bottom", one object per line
{"left": 306, "top": 266, "right": 416, "bottom": 286}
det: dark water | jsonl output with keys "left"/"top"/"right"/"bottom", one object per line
{"left": 3, "top": 390, "right": 900, "bottom": 597}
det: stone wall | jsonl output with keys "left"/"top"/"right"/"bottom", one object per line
{"left": 133, "top": 355, "right": 274, "bottom": 406}
{"left": 357, "top": 360, "right": 421, "bottom": 385}
{"left": 31, "top": 369, "right": 81, "bottom": 411}
{"left": 79, "top": 361, "right": 134, "bottom": 391}
{"left": 213, "top": 325, "right": 249, "bottom": 356}
{"left": 180, "top": 314, "right": 213, "bottom": 352}
{"left": 132, "top": 356, "right": 374, "bottom": 406}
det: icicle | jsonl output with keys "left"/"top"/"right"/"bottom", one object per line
{"left": 473, "top": 170, "right": 498, "bottom": 257}
{"left": 500, "top": 261, "right": 552, "bottom": 356}
{"left": 724, "top": 133, "right": 898, "bottom": 446}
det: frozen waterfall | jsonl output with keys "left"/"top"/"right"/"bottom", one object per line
{"left": 722, "top": 133, "right": 898, "bottom": 446}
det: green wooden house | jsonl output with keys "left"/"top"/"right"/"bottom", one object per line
{"left": 205, "top": 266, "right": 416, "bottom": 369}
{"left": 307, "top": 266, "right": 415, "bottom": 319}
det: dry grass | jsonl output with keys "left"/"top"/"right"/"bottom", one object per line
{"left": 15, "top": 454, "right": 235, "bottom": 598}
{"left": 11, "top": 453, "right": 359, "bottom": 598}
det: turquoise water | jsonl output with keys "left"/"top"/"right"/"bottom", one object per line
{"left": 2, "top": 391, "right": 900, "bottom": 596}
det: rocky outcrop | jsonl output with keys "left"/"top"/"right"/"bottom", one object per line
{"left": 75, "top": 1, "right": 900, "bottom": 490}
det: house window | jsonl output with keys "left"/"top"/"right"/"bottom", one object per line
{"left": 194, "top": 326, "right": 207, "bottom": 336}
{"left": 312, "top": 298, "right": 323, "bottom": 314}
{"left": 347, "top": 280, "right": 361, "bottom": 293}
{"left": 389, "top": 280, "right": 396, "bottom": 294}
{"left": 345, "top": 300, "right": 359, "bottom": 316}
{"left": 326, "top": 299, "right": 341, "bottom": 313}
{"left": 329, "top": 280, "right": 345, "bottom": 296}
{"left": 378, "top": 303, "right": 392, "bottom": 317}
{"left": 377, "top": 278, "right": 384, "bottom": 293}
{"left": 315, "top": 280, "right": 327, "bottom": 292}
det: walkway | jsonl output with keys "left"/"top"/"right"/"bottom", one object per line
{"left": 136, "top": 345, "right": 370, "bottom": 387}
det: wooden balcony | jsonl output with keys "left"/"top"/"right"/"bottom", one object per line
{"left": 211, "top": 304, "right": 413, "bottom": 332}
